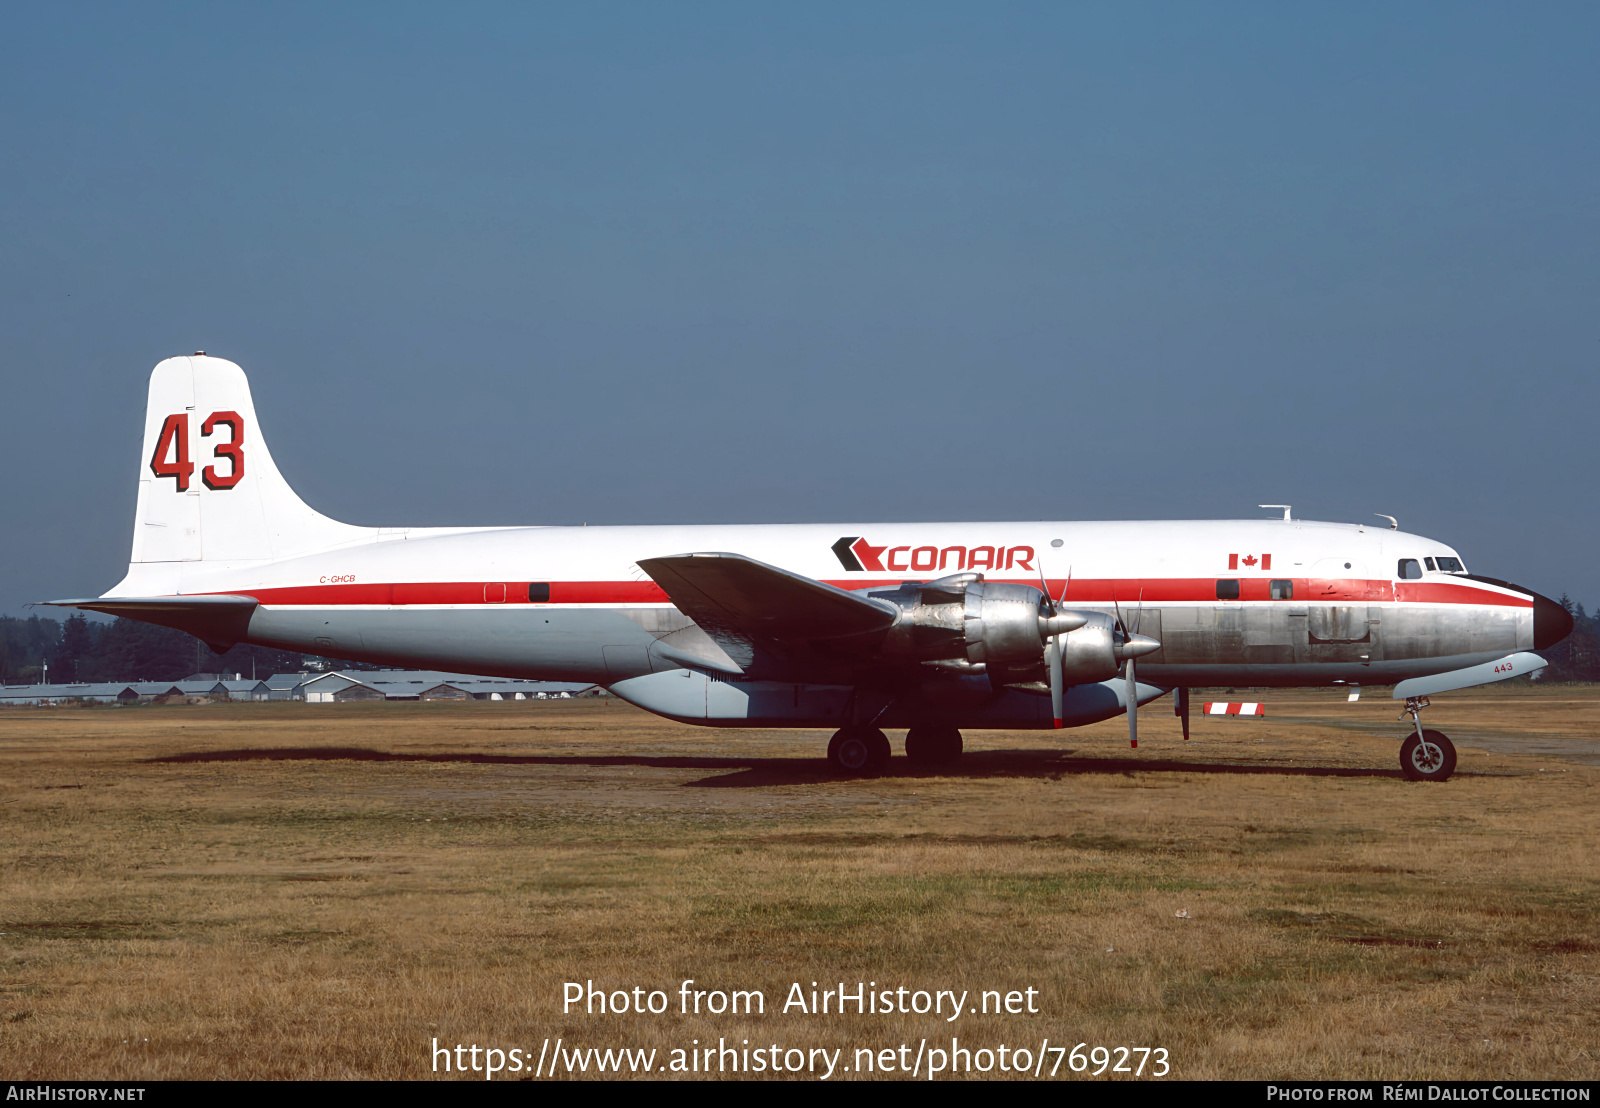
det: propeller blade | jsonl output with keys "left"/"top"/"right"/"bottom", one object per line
{"left": 1048, "top": 634, "right": 1063, "bottom": 728}
{"left": 1111, "top": 584, "right": 1159, "bottom": 659}
{"left": 1037, "top": 560, "right": 1070, "bottom": 728}
{"left": 1036, "top": 562, "right": 1085, "bottom": 636}
{"left": 1126, "top": 658, "right": 1138, "bottom": 748}
{"left": 1175, "top": 686, "right": 1190, "bottom": 740}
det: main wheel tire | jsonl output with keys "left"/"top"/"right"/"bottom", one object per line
{"left": 1399, "top": 729, "right": 1456, "bottom": 782}
{"left": 827, "top": 729, "right": 869, "bottom": 773}
{"left": 906, "top": 725, "right": 964, "bottom": 765}
{"left": 828, "top": 727, "right": 890, "bottom": 774}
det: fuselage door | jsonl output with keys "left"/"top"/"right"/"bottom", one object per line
{"left": 1308, "top": 605, "right": 1369, "bottom": 643}
{"left": 1306, "top": 558, "right": 1381, "bottom": 664}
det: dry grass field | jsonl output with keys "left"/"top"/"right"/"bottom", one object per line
{"left": 1, "top": 686, "right": 1596, "bottom": 1081}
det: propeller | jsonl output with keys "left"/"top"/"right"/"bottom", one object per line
{"left": 1037, "top": 566, "right": 1074, "bottom": 728}
{"left": 1112, "top": 588, "right": 1161, "bottom": 748}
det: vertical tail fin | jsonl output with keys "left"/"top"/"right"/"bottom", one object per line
{"left": 122, "top": 355, "right": 371, "bottom": 579}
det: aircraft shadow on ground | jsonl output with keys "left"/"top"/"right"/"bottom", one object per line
{"left": 146, "top": 746, "right": 1434, "bottom": 786}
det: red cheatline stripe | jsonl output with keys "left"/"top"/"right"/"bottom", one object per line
{"left": 1393, "top": 581, "right": 1531, "bottom": 606}
{"left": 186, "top": 576, "right": 1532, "bottom": 608}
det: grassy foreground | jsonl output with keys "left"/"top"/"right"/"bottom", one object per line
{"left": 1, "top": 688, "right": 1596, "bottom": 1081}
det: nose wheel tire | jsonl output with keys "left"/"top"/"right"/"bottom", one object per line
{"left": 904, "top": 725, "right": 963, "bottom": 765}
{"left": 1400, "top": 730, "right": 1456, "bottom": 782}
{"left": 827, "top": 727, "right": 892, "bottom": 774}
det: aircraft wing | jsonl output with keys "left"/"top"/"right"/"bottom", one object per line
{"left": 635, "top": 553, "right": 899, "bottom": 667}
{"left": 44, "top": 595, "right": 259, "bottom": 654}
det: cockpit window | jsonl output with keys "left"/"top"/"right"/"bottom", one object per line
{"left": 1436, "top": 556, "right": 1464, "bottom": 573}
{"left": 1424, "top": 557, "right": 1436, "bottom": 571}
{"left": 1398, "top": 559, "right": 1422, "bottom": 580}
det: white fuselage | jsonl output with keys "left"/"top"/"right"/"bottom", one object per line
{"left": 70, "top": 356, "right": 1562, "bottom": 734}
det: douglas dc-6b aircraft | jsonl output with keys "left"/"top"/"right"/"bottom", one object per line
{"left": 50, "top": 355, "right": 1573, "bottom": 782}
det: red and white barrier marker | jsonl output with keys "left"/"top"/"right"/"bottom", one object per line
{"left": 1203, "top": 702, "right": 1265, "bottom": 716}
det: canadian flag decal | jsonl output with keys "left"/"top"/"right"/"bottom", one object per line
{"left": 1228, "top": 553, "right": 1272, "bottom": 570}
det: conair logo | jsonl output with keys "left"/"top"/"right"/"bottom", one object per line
{"left": 832, "top": 537, "right": 1036, "bottom": 574}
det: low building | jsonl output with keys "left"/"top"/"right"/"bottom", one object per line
{"left": 264, "top": 673, "right": 313, "bottom": 701}
{"left": 213, "top": 680, "right": 271, "bottom": 701}
{"left": 0, "top": 682, "right": 138, "bottom": 707}
{"left": 298, "top": 673, "right": 383, "bottom": 703}
{"left": 330, "top": 682, "right": 385, "bottom": 702}
{"left": 1, "top": 670, "right": 602, "bottom": 707}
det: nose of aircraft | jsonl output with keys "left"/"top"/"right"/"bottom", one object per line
{"left": 1531, "top": 590, "right": 1575, "bottom": 650}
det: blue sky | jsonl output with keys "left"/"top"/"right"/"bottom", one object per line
{"left": 3, "top": 3, "right": 1596, "bottom": 614}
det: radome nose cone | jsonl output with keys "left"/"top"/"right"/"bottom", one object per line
{"left": 1532, "top": 591, "right": 1575, "bottom": 650}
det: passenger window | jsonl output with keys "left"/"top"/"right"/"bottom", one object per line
{"left": 1398, "top": 559, "right": 1422, "bottom": 580}
{"left": 1270, "top": 579, "right": 1293, "bottom": 599}
{"left": 1216, "top": 579, "right": 1240, "bottom": 600}
{"left": 528, "top": 583, "right": 551, "bottom": 602}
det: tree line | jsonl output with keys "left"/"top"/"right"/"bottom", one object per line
{"left": 0, "top": 615, "right": 364, "bottom": 685}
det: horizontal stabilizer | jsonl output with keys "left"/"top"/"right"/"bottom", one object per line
{"left": 1392, "top": 651, "right": 1547, "bottom": 699}
{"left": 45, "top": 595, "right": 258, "bottom": 653}
{"left": 635, "top": 553, "right": 898, "bottom": 666}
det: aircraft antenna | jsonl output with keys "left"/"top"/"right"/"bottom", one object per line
{"left": 1374, "top": 514, "right": 1398, "bottom": 530}
{"left": 1260, "top": 504, "right": 1292, "bottom": 521}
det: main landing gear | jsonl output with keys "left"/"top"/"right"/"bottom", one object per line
{"left": 827, "top": 726, "right": 892, "bottom": 774}
{"left": 904, "top": 725, "right": 963, "bottom": 766}
{"left": 825, "top": 725, "right": 965, "bottom": 774}
{"left": 1398, "top": 696, "right": 1457, "bottom": 782}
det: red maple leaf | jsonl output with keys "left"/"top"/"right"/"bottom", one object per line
{"left": 1242, "top": 555, "right": 1258, "bottom": 567}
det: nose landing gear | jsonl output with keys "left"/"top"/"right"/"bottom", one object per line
{"left": 1398, "top": 697, "right": 1456, "bottom": 782}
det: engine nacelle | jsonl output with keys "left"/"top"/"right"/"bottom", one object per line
{"left": 979, "top": 611, "right": 1124, "bottom": 693}
{"left": 862, "top": 574, "right": 1104, "bottom": 679}
{"left": 1057, "top": 611, "right": 1122, "bottom": 685}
